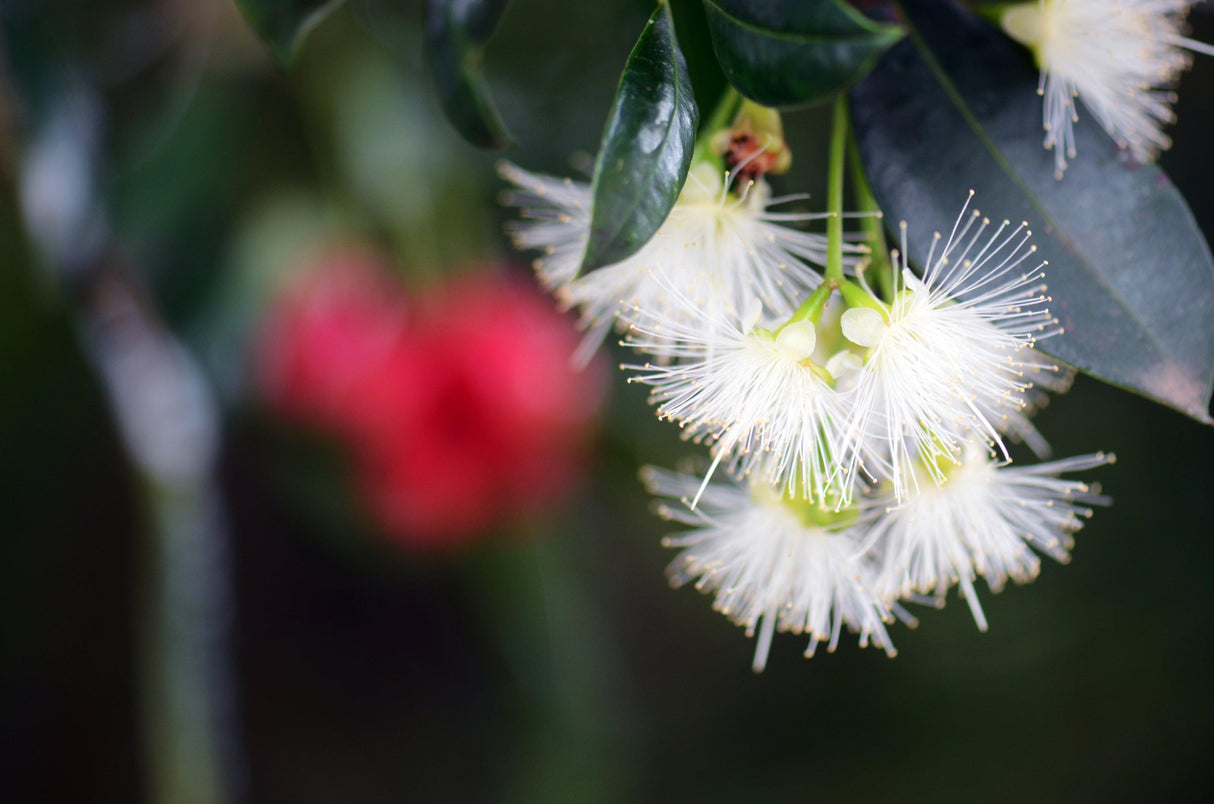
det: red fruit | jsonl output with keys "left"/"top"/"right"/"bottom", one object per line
{"left": 353, "top": 271, "right": 606, "bottom": 547}
{"left": 254, "top": 250, "right": 407, "bottom": 433}
{"left": 256, "top": 257, "right": 605, "bottom": 550}
{"left": 425, "top": 274, "right": 603, "bottom": 443}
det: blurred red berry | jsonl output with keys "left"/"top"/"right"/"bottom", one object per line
{"left": 254, "top": 250, "right": 407, "bottom": 433}
{"left": 255, "top": 255, "right": 605, "bottom": 550}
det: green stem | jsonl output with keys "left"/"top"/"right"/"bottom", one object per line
{"left": 780, "top": 281, "right": 833, "bottom": 330}
{"left": 704, "top": 85, "right": 743, "bottom": 136}
{"left": 691, "top": 85, "right": 743, "bottom": 167}
{"left": 140, "top": 484, "right": 230, "bottom": 804}
{"left": 824, "top": 93, "right": 848, "bottom": 284}
{"left": 838, "top": 279, "right": 888, "bottom": 315}
{"left": 463, "top": 534, "right": 621, "bottom": 803}
{"left": 847, "top": 133, "right": 895, "bottom": 302}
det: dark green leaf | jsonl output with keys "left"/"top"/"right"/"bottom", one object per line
{"left": 235, "top": 0, "right": 345, "bottom": 65}
{"left": 851, "top": 0, "right": 1214, "bottom": 423}
{"left": 581, "top": 2, "right": 699, "bottom": 275}
{"left": 425, "top": 0, "right": 514, "bottom": 150}
{"left": 702, "top": 0, "right": 904, "bottom": 108}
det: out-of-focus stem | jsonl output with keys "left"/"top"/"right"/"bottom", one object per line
{"left": 691, "top": 85, "right": 743, "bottom": 168}
{"left": 703, "top": 84, "right": 743, "bottom": 137}
{"left": 824, "top": 93, "right": 848, "bottom": 284}
{"left": 81, "top": 271, "right": 242, "bottom": 804}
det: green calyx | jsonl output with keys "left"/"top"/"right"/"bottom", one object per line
{"left": 765, "top": 282, "right": 886, "bottom": 384}
{"left": 837, "top": 279, "right": 889, "bottom": 318}
{"left": 917, "top": 437, "right": 964, "bottom": 483}
{"left": 781, "top": 492, "right": 860, "bottom": 531}
{"left": 779, "top": 282, "right": 833, "bottom": 331}
{"left": 750, "top": 322, "right": 835, "bottom": 385}
{"left": 996, "top": 2, "right": 1048, "bottom": 68}
{"left": 751, "top": 481, "right": 858, "bottom": 531}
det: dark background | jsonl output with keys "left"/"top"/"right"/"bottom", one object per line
{"left": 2, "top": 1, "right": 1212, "bottom": 801}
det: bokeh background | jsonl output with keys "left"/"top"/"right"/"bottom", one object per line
{"left": 2, "top": 1, "right": 1213, "bottom": 802}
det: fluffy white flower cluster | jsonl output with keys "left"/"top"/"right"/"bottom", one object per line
{"left": 502, "top": 121, "right": 1114, "bottom": 671}
{"left": 499, "top": 159, "right": 864, "bottom": 365}
{"left": 642, "top": 446, "right": 1110, "bottom": 671}
{"left": 1000, "top": 0, "right": 1214, "bottom": 177}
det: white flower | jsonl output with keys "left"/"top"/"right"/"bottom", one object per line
{"left": 624, "top": 284, "right": 853, "bottom": 507}
{"left": 499, "top": 160, "right": 851, "bottom": 363}
{"left": 867, "top": 442, "right": 1114, "bottom": 630}
{"left": 975, "top": 358, "right": 1075, "bottom": 459}
{"left": 838, "top": 194, "right": 1063, "bottom": 500}
{"left": 498, "top": 161, "right": 593, "bottom": 292}
{"left": 1001, "top": 0, "right": 1214, "bottom": 177}
{"left": 642, "top": 466, "right": 895, "bottom": 672}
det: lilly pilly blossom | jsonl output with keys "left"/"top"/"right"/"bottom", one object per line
{"left": 642, "top": 466, "right": 895, "bottom": 672}
{"left": 836, "top": 194, "right": 1066, "bottom": 500}
{"left": 1000, "top": 0, "right": 1214, "bottom": 177}
{"left": 499, "top": 159, "right": 857, "bottom": 363}
{"left": 624, "top": 283, "right": 851, "bottom": 507}
{"left": 866, "top": 443, "right": 1114, "bottom": 630}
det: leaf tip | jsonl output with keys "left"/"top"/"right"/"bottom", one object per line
{"left": 237, "top": 0, "right": 346, "bottom": 68}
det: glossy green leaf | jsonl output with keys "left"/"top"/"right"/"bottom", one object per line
{"left": 850, "top": 0, "right": 1214, "bottom": 423}
{"left": 702, "top": 0, "right": 904, "bottom": 108}
{"left": 581, "top": 2, "right": 699, "bottom": 275}
{"left": 425, "top": 0, "right": 513, "bottom": 150}
{"left": 235, "top": 0, "right": 345, "bottom": 65}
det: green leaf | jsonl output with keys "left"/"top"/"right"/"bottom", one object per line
{"left": 702, "top": 0, "right": 904, "bottom": 108}
{"left": 235, "top": 0, "right": 345, "bottom": 65}
{"left": 581, "top": 2, "right": 699, "bottom": 275}
{"left": 851, "top": 0, "right": 1214, "bottom": 424}
{"left": 425, "top": 0, "right": 514, "bottom": 151}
